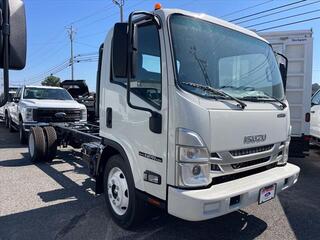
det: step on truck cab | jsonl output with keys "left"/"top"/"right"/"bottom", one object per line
{"left": 28, "top": 6, "right": 300, "bottom": 228}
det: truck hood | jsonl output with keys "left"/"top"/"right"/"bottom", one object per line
{"left": 21, "top": 99, "right": 84, "bottom": 109}
{"left": 208, "top": 109, "right": 288, "bottom": 152}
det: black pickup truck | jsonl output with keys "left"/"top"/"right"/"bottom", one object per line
{"left": 60, "top": 80, "right": 96, "bottom": 122}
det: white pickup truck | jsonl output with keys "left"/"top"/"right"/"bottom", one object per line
{"left": 0, "top": 88, "right": 17, "bottom": 128}
{"left": 8, "top": 85, "right": 87, "bottom": 144}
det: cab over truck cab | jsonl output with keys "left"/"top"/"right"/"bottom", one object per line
{"left": 28, "top": 8, "right": 300, "bottom": 228}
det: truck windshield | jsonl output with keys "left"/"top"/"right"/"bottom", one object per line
{"left": 170, "top": 14, "right": 284, "bottom": 100}
{"left": 23, "top": 88, "right": 73, "bottom": 100}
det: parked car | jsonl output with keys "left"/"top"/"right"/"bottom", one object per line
{"left": 8, "top": 85, "right": 87, "bottom": 144}
{"left": 310, "top": 89, "right": 320, "bottom": 145}
{"left": 0, "top": 88, "right": 18, "bottom": 128}
{"left": 60, "top": 80, "right": 96, "bottom": 122}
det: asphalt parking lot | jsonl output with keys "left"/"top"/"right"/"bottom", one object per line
{"left": 0, "top": 123, "right": 320, "bottom": 240}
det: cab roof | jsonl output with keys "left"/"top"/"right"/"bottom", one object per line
{"left": 156, "top": 8, "right": 268, "bottom": 43}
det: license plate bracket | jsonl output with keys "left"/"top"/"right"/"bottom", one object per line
{"left": 259, "top": 183, "right": 276, "bottom": 204}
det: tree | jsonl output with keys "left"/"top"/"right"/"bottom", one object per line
{"left": 41, "top": 75, "right": 61, "bottom": 87}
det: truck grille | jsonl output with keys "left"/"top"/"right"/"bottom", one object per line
{"left": 33, "top": 108, "right": 81, "bottom": 122}
{"left": 230, "top": 144, "right": 273, "bottom": 156}
{"left": 231, "top": 157, "right": 270, "bottom": 169}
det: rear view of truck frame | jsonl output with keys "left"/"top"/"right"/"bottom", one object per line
{"left": 28, "top": 6, "right": 300, "bottom": 229}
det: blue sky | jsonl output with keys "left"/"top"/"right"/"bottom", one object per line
{"left": 10, "top": 0, "right": 320, "bottom": 90}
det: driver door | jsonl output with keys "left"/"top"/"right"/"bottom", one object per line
{"left": 105, "top": 19, "right": 168, "bottom": 200}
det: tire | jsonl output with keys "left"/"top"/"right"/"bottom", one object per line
{"left": 19, "top": 120, "right": 27, "bottom": 144}
{"left": 43, "top": 126, "right": 57, "bottom": 162}
{"left": 4, "top": 112, "right": 9, "bottom": 128}
{"left": 9, "top": 116, "right": 15, "bottom": 132}
{"left": 28, "top": 127, "right": 46, "bottom": 163}
{"left": 103, "top": 155, "right": 146, "bottom": 229}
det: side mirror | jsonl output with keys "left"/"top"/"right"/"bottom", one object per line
{"left": 0, "top": 0, "right": 27, "bottom": 70}
{"left": 12, "top": 96, "right": 19, "bottom": 103}
{"left": 0, "top": 0, "right": 27, "bottom": 107}
{"left": 112, "top": 22, "right": 128, "bottom": 78}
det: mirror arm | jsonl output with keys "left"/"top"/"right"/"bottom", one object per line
{"left": 0, "top": 0, "right": 10, "bottom": 107}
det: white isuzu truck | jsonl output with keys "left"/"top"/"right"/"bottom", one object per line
{"left": 27, "top": 7, "right": 300, "bottom": 228}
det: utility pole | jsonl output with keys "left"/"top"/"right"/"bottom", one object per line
{"left": 66, "top": 25, "right": 76, "bottom": 80}
{"left": 112, "top": 0, "right": 124, "bottom": 22}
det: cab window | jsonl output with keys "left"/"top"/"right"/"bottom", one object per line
{"left": 312, "top": 91, "right": 320, "bottom": 105}
{"left": 112, "top": 21, "right": 162, "bottom": 109}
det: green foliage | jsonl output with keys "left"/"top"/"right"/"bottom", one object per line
{"left": 41, "top": 75, "right": 61, "bottom": 87}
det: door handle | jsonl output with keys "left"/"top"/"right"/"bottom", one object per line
{"left": 106, "top": 107, "right": 112, "bottom": 128}
{"left": 311, "top": 111, "right": 315, "bottom": 114}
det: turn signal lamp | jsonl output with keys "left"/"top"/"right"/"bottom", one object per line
{"left": 154, "top": 3, "right": 162, "bottom": 10}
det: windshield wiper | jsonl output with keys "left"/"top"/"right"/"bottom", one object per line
{"left": 181, "top": 81, "right": 247, "bottom": 109}
{"left": 242, "top": 93, "right": 287, "bottom": 109}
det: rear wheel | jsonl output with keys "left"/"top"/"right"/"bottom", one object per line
{"left": 43, "top": 126, "right": 57, "bottom": 162}
{"left": 28, "top": 127, "right": 46, "bottom": 163}
{"left": 103, "top": 155, "right": 146, "bottom": 229}
{"left": 19, "top": 120, "right": 27, "bottom": 144}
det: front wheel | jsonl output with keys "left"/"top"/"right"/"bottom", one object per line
{"left": 19, "top": 120, "right": 27, "bottom": 144}
{"left": 103, "top": 155, "right": 146, "bottom": 229}
{"left": 8, "top": 116, "right": 15, "bottom": 132}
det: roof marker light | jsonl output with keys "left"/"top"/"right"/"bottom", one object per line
{"left": 154, "top": 3, "right": 162, "bottom": 10}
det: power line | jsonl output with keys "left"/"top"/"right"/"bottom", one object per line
{"left": 230, "top": 0, "right": 306, "bottom": 22}
{"left": 78, "top": 0, "right": 145, "bottom": 30}
{"left": 74, "top": 41, "right": 98, "bottom": 49}
{"left": 221, "top": 0, "right": 274, "bottom": 18}
{"left": 236, "top": 0, "right": 320, "bottom": 25}
{"left": 256, "top": 16, "right": 320, "bottom": 31}
{"left": 245, "top": 9, "right": 320, "bottom": 28}
{"left": 26, "top": 59, "right": 69, "bottom": 81}
{"left": 68, "top": 3, "right": 114, "bottom": 26}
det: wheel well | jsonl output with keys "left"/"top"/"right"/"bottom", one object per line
{"left": 95, "top": 145, "right": 121, "bottom": 194}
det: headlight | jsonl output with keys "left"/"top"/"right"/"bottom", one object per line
{"left": 22, "top": 108, "right": 33, "bottom": 121}
{"left": 278, "top": 137, "right": 290, "bottom": 165}
{"left": 80, "top": 108, "right": 87, "bottom": 121}
{"left": 176, "top": 128, "right": 210, "bottom": 187}
{"left": 178, "top": 146, "right": 209, "bottom": 162}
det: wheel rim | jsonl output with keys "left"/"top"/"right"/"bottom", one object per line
{"left": 28, "top": 133, "right": 35, "bottom": 158}
{"left": 107, "top": 167, "right": 129, "bottom": 216}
